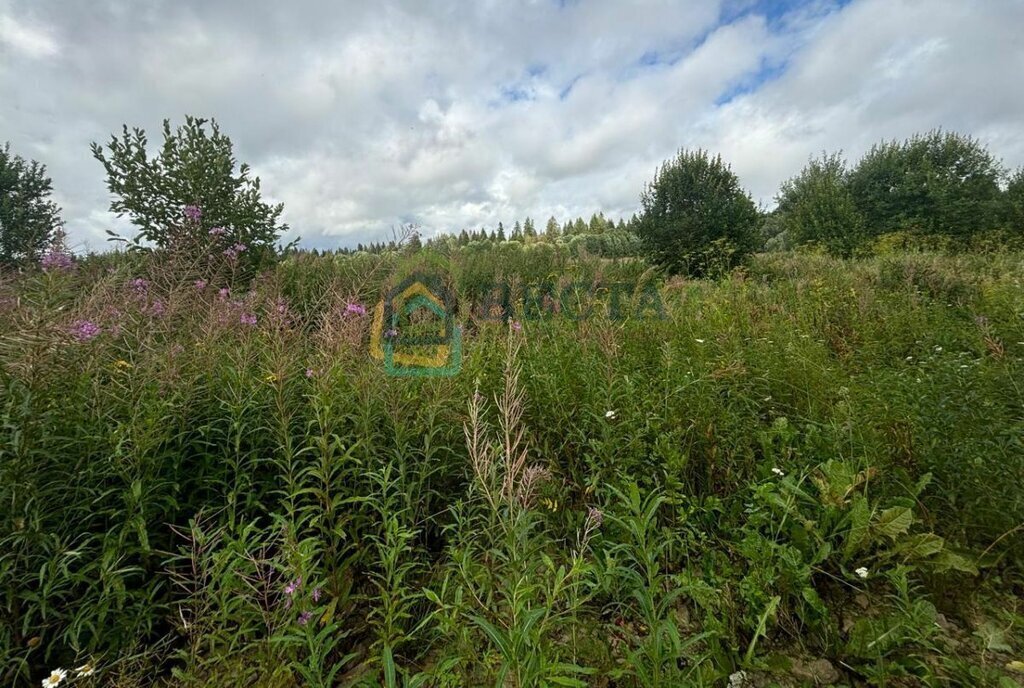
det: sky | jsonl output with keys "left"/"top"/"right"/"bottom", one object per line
{"left": 2, "top": 0, "right": 1023, "bottom": 251}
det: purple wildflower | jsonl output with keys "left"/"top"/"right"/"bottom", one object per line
{"left": 298, "top": 611, "right": 313, "bottom": 626}
{"left": 194, "top": 279, "right": 207, "bottom": 290}
{"left": 233, "top": 243, "right": 247, "bottom": 253}
{"left": 511, "top": 320, "right": 522, "bottom": 332}
{"left": 305, "top": 367, "right": 315, "bottom": 378}
{"left": 40, "top": 248, "right": 74, "bottom": 272}
{"left": 130, "top": 278, "right": 149, "bottom": 295}
{"left": 284, "top": 577, "right": 301, "bottom": 596}
{"left": 184, "top": 205, "right": 202, "bottom": 222}
{"left": 149, "top": 299, "right": 166, "bottom": 317}
{"left": 312, "top": 587, "right": 322, "bottom": 603}
{"left": 345, "top": 303, "right": 366, "bottom": 316}
{"left": 70, "top": 320, "right": 101, "bottom": 342}
{"left": 208, "top": 226, "right": 227, "bottom": 236}
{"left": 239, "top": 312, "right": 257, "bottom": 326}
{"left": 218, "top": 287, "right": 230, "bottom": 300}
{"left": 223, "top": 247, "right": 239, "bottom": 261}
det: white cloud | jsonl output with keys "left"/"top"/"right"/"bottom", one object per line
{"left": 0, "top": 0, "right": 1022, "bottom": 250}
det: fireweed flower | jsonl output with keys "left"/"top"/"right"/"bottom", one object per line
{"left": 149, "top": 300, "right": 166, "bottom": 317}
{"left": 183, "top": 205, "right": 202, "bottom": 222}
{"left": 239, "top": 313, "right": 257, "bottom": 326}
{"left": 194, "top": 279, "right": 207, "bottom": 290}
{"left": 70, "top": 320, "right": 101, "bottom": 342}
{"left": 345, "top": 302, "right": 366, "bottom": 316}
{"left": 218, "top": 287, "right": 230, "bottom": 300}
{"left": 129, "top": 278, "right": 149, "bottom": 295}
{"left": 40, "top": 248, "right": 74, "bottom": 272}
{"left": 41, "top": 668, "right": 67, "bottom": 687}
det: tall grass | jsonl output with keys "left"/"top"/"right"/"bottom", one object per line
{"left": 1, "top": 248, "right": 1022, "bottom": 686}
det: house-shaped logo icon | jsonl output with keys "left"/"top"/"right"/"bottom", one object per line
{"left": 370, "top": 273, "right": 462, "bottom": 377}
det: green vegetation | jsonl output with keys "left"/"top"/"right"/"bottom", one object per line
{"left": 0, "top": 143, "right": 63, "bottom": 267}
{"left": 2, "top": 245, "right": 1023, "bottom": 686}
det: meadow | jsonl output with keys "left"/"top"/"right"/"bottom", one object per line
{"left": 2, "top": 245, "right": 1023, "bottom": 687}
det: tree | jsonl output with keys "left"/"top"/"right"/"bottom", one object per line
{"left": 776, "top": 152, "right": 865, "bottom": 256}
{"left": 92, "top": 116, "right": 287, "bottom": 266}
{"left": 0, "top": 143, "right": 62, "bottom": 266}
{"left": 496, "top": 223, "right": 506, "bottom": 242}
{"left": 848, "top": 130, "right": 1003, "bottom": 243}
{"left": 637, "top": 149, "right": 759, "bottom": 276}
{"left": 1002, "top": 168, "right": 1024, "bottom": 235}
{"left": 545, "top": 216, "right": 560, "bottom": 239}
{"left": 523, "top": 217, "right": 537, "bottom": 240}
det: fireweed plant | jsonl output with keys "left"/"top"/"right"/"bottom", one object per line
{"left": 0, "top": 244, "right": 1023, "bottom": 686}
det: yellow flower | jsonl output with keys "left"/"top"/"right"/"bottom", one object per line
{"left": 541, "top": 497, "right": 559, "bottom": 512}
{"left": 113, "top": 359, "right": 133, "bottom": 370}
{"left": 264, "top": 373, "right": 278, "bottom": 383}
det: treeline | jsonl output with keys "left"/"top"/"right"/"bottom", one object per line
{"left": 331, "top": 212, "right": 642, "bottom": 259}
{"left": 768, "top": 129, "right": 1024, "bottom": 256}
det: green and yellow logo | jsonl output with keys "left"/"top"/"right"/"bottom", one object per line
{"left": 370, "top": 273, "right": 462, "bottom": 377}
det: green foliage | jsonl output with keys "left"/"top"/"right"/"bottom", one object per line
{"left": 777, "top": 152, "right": 865, "bottom": 257}
{"left": 2, "top": 248, "right": 1023, "bottom": 686}
{"left": 91, "top": 116, "right": 287, "bottom": 270}
{"left": 0, "top": 142, "right": 62, "bottom": 266}
{"left": 848, "top": 130, "right": 1004, "bottom": 243}
{"left": 637, "top": 149, "right": 760, "bottom": 276}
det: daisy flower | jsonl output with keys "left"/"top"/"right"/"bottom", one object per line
{"left": 41, "top": 668, "right": 67, "bottom": 687}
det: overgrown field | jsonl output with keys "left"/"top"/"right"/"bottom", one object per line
{"left": 2, "top": 249, "right": 1024, "bottom": 687}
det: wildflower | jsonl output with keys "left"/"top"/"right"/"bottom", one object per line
{"left": 312, "top": 587, "right": 322, "bottom": 603}
{"left": 114, "top": 359, "right": 132, "bottom": 370}
{"left": 855, "top": 566, "right": 869, "bottom": 579}
{"left": 298, "top": 611, "right": 313, "bottom": 626}
{"left": 40, "top": 248, "right": 74, "bottom": 272}
{"left": 208, "top": 226, "right": 227, "bottom": 236}
{"left": 149, "top": 299, "right": 166, "bottom": 317}
{"left": 264, "top": 373, "right": 278, "bottom": 383}
{"left": 223, "top": 247, "right": 239, "bottom": 260}
{"left": 183, "top": 205, "right": 202, "bottom": 222}
{"left": 233, "top": 242, "right": 247, "bottom": 252}
{"left": 587, "top": 506, "right": 604, "bottom": 527}
{"left": 384, "top": 328, "right": 398, "bottom": 338}
{"left": 75, "top": 663, "right": 95, "bottom": 677}
{"left": 129, "top": 277, "right": 148, "bottom": 295}
{"left": 605, "top": 410, "right": 616, "bottom": 419}
{"left": 218, "top": 287, "right": 230, "bottom": 300}
{"left": 284, "top": 577, "right": 301, "bottom": 596}
{"left": 345, "top": 302, "right": 366, "bottom": 316}
{"left": 511, "top": 320, "right": 522, "bottom": 331}
{"left": 305, "top": 367, "right": 315, "bottom": 378}
{"left": 239, "top": 313, "right": 257, "bottom": 326}
{"left": 41, "top": 668, "right": 67, "bottom": 687}
{"left": 70, "top": 320, "right": 101, "bottom": 342}
{"left": 194, "top": 279, "right": 207, "bottom": 290}
{"left": 771, "top": 467, "right": 785, "bottom": 477}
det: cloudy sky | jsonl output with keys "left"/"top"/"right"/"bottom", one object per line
{"left": 2, "top": 0, "right": 1023, "bottom": 251}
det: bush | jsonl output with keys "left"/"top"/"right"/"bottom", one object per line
{"left": 636, "top": 149, "right": 760, "bottom": 277}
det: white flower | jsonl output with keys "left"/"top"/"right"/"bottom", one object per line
{"left": 771, "top": 467, "right": 785, "bottom": 477}
{"left": 41, "top": 668, "right": 67, "bottom": 687}
{"left": 76, "top": 663, "right": 95, "bottom": 677}
{"left": 605, "top": 410, "right": 617, "bottom": 419}
{"left": 855, "top": 566, "right": 869, "bottom": 579}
